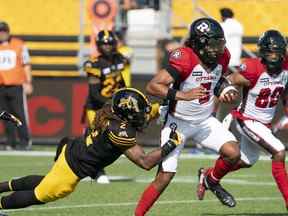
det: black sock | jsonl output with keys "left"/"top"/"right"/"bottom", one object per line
{"left": 0, "top": 191, "right": 44, "bottom": 209}
{"left": 0, "top": 182, "right": 11, "bottom": 193}
{"left": 11, "top": 175, "right": 44, "bottom": 191}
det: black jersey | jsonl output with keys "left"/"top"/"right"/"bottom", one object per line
{"left": 65, "top": 118, "right": 136, "bottom": 179}
{"left": 84, "top": 53, "right": 128, "bottom": 109}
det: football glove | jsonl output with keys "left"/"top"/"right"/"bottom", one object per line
{"left": 0, "top": 111, "right": 22, "bottom": 127}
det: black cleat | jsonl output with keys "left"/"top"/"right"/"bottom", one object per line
{"left": 197, "top": 168, "right": 236, "bottom": 208}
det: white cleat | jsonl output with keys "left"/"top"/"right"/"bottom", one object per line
{"left": 96, "top": 175, "right": 110, "bottom": 184}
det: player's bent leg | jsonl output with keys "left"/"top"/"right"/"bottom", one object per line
{"left": 0, "top": 175, "right": 44, "bottom": 193}
{"left": 197, "top": 141, "right": 240, "bottom": 207}
{"left": 34, "top": 146, "right": 80, "bottom": 203}
{"left": 135, "top": 171, "right": 175, "bottom": 216}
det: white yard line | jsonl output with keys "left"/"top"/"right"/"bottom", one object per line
{"left": 3, "top": 197, "right": 281, "bottom": 213}
{"left": 0, "top": 151, "right": 275, "bottom": 161}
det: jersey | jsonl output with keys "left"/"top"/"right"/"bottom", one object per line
{"left": 166, "top": 47, "right": 230, "bottom": 123}
{"left": 65, "top": 117, "right": 136, "bottom": 179}
{"left": 234, "top": 57, "right": 288, "bottom": 124}
{"left": 84, "top": 53, "right": 127, "bottom": 110}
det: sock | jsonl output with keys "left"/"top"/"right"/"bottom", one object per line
{"left": 0, "top": 181, "right": 12, "bottom": 193}
{"left": 0, "top": 191, "right": 44, "bottom": 209}
{"left": 272, "top": 161, "right": 288, "bottom": 207}
{"left": 208, "top": 157, "right": 235, "bottom": 184}
{"left": 135, "top": 184, "right": 160, "bottom": 216}
{"left": 10, "top": 175, "right": 44, "bottom": 191}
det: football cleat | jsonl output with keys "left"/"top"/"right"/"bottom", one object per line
{"left": 96, "top": 175, "right": 110, "bottom": 184}
{"left": 197, "top": 168, "right": 207, "bottom": 200}
{"left": 197, "top": 168, "right": 236, "bottom": 207}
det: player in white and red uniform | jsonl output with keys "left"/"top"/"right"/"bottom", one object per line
{"left": 135, "top": 18, "right": 240, "bottom": 216}
{"left": 202, "top": 30, "right": 288, "bottom": 209}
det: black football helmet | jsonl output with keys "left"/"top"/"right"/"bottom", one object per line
{"left": 96, "top": 30, "right": 118, "bottom": 57}
{"left": 112, "top": 88, "right": 152, "bottom": 130}
{"left": 187, "top": 17, "right": 226, "bottom": 67}
{"left": 258, "top": 30, "right": 287, "bottom": 76}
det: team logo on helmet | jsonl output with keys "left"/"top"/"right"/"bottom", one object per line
{"left": 196, "top": 21, "right": 210, "bottom": 33}
{"left": 118, "top": 96, "right": 140, "bottom": 113}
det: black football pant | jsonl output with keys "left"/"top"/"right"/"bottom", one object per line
{"left": 0, "top": 85, "right": 31, "bottom": 148}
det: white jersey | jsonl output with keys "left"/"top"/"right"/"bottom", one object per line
{"left": 234, "top": 58, "right": 288, "bottom": 124}
{"left": 167, "top": 47, "right": 230, "bottom": 123}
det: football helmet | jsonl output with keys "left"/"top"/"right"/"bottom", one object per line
{"left": 112, "top": 88, "right": 152, "bottom": 130}
{"left": 258, "top": 30, "right": 287, "bottom": 75}
{"left": 96, "top": 30, "right": 118, "bottom": 57}
{"left": 187, "top": 18, "right": 226, "bottom": 67}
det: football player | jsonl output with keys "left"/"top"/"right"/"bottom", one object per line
{"left": 200, "top": 30, "right": 288, "bottom": 209}
{"left": 83, "top": 30, "right": 128, "bottom": 183}
{"left": 135, "top": 18, "right": 240, "bottom": 216}
{"left": 0, "top": 88, "right": 181, "bottom": 214}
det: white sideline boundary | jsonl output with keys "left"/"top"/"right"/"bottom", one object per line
{"left": 3, "top": 197, "right": 281, "bottom": 213}
{"left": 0, "top": 151, "right": 276, "bottom": 161}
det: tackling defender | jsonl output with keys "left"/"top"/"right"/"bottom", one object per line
{"left": 0, "top": 88, "right": 181, "bottom": 216}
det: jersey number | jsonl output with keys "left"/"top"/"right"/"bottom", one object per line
{"left": 255, "top": 87, "right": 284, "bottom": 108}
{"left": 101, "top": 74, "right": 123, "bottom": 98}
{"left": 199, "top": 82, "right": 212, "bottom": 104}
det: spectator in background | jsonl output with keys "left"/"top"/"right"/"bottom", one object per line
{"left": 0, "top": 21, "right": 32, "bottom": 151}
{"left": 220, "top": 8, "right": 243, "bottom": 72}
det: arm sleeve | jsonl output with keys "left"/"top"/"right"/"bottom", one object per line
{"left": 238, "top": 59, "right": 259, "bottom": 88}
{"left": 165, "top": 48, "right": 194, "bottom": 83}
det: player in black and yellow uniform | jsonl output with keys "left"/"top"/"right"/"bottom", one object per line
{"left": 83, "top": 30, "right": 130, "bottom": 183}
{"left": 0, "top": 88, "right": 180, "bottom": 214}
{"left": 84, "top": 30, "right": 129, "bottom": 127}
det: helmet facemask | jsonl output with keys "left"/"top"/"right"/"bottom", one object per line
{"left": 96, "top": 31, "right": 118, "bottom": 58}
{"left": 260, "top": 48, "right": 285, "bottom": 76}
{"left": 197, "top": 37, "right": 226, "bottom": 67}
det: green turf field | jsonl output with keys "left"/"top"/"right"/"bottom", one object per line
{"left": 0, "top": 153, "right": 287, "bottom": 216}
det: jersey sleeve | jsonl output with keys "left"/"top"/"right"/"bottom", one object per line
{"left": 83, "top": 59, "right": 101, "bottom": 77}
{"left": 107, "top": 120, "right": 137, "bottom": 147}
{"left": 166, "top": 47, "right": 195, "bottom": 82}
{"left": 239, "top": 58, "right": 261, "bottom": 88}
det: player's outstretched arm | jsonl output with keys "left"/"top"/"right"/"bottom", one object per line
{"left": 124, "top": 123, "right": 181, "bottom": 170}
{"left": 146, "top": 69, "right": 206, "bottom": 101}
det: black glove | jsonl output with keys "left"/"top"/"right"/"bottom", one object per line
{"left": 0, "top": 111, "right": 22, "bottom": 127}
{"left": 161, "top": 123, "right": 181, "bottom": 157}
